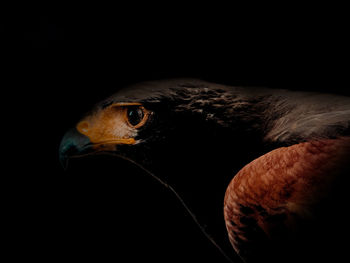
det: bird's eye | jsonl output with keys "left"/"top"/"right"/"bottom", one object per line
{"left": 127, "top": 106, "right": 145, "bottom": 127}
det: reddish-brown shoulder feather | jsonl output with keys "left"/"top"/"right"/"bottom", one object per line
{"left": 224, "top": 138, "right": 350, "bottom": 262}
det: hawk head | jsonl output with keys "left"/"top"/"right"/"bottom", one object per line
{"left": 59, "top": 79, "right": 266, "bottom": 179}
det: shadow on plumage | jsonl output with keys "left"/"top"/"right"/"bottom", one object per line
{"left": 60, "top": 79, "right": 350, "bottom": 263}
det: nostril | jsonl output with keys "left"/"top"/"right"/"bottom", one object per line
{"left": 77, "top": 121, "right": 89, "bottom": 134}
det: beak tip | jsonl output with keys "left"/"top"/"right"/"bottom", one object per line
{"left": 59, "top": 153, "right": 69, "bottom": 170}
{"left": 59, "top": 128, "right": 91, "bottom": 171}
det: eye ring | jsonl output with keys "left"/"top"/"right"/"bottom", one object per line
{"left": 125, "top": 106, "right": 149, "bottom": 128}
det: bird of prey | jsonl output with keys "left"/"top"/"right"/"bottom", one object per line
{"left": 60, "top": 79, "right": 350, "bottom": 263}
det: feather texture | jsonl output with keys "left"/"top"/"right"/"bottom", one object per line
{"left": 224, "top": 138, "right": 350, "bottom": 262}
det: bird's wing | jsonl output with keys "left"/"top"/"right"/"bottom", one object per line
{"left": 224, "top": 137, "right": 350, "bottom": 263}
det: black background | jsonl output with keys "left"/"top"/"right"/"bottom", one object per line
{"left": 5, "top": 6, "right": 349, "bottom": 262}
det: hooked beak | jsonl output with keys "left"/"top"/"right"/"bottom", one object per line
{"left": 59, "top": 128, "right": 92, "bottom": 169}
{"left": 59, "top": 123, "right": 135, "bottom": 169}
{"left": 59, "top": 103, "right": 141, "bottom": 169}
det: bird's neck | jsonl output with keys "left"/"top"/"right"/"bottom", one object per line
{"left": 172, "top": 85, "right": 350, "bottom": 147}
{"left": 171, "top": 87, "right": 276, "bottom": 148}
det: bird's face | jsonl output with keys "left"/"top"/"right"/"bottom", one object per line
{"left": 76, "top": 103, "right": 151, "bottom": 151}
{"left": 59, "top": 101, "right": 160, "bottom": 168}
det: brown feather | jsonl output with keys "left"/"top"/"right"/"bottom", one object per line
{"left": 224, "top": 137, "right": 350, "bottom": 262}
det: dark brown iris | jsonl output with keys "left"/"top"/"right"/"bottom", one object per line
{"left": 127, "top": 106, "right": 144, "bottom": 127}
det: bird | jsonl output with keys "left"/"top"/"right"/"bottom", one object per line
{"left": 60, "top": 79, "right": 350, "bottom": 263}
